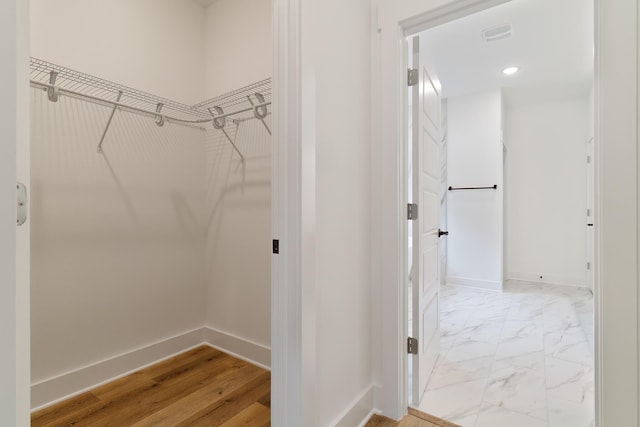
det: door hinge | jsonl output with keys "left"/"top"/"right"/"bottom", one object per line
{"left": 408, "top": 68, "right": 418, "bottom": 87}
{"left": 587, "top": 209, "right": 591, "bottom": 217}
{"left": 407, "top": 203, "right": 418, "bottom": 220}
{"left": 587, "top": 262, "right": 591, "bottom": 270}
{"left": 408, "top": 337, "right": 418, "bottom": 355}
{"left": 272, "top": 239, "right": 279, "bottom": 254}
{"left": 587, "top": 156, "right": 591, "bottom": 164}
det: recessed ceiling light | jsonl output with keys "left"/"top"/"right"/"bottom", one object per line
{"left": 503, "top": 66, "right": 520, "bottom": 76}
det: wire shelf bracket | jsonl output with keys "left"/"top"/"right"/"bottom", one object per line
{"left": 208, "top": 107, "right": 245, "bottom": 162}
{"left": 247, "top": 93, "right": 272, "bottom": 135}
{"left": 97, "top": 91, "right": 123, "bottom": 153}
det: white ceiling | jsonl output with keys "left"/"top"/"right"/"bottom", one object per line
{"left": 420, "top": 0, "right": 593, "bottom": 101}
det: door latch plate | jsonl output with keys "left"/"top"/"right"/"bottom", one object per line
{"left": 17, "top": 182, "right": 27, "bottom": 226}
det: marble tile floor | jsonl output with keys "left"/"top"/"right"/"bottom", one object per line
{"left": 416, "top": 280, "right": 594, "bottom": 427}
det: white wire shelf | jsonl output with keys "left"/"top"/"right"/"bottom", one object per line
{"left": 29, "top": 57, "right": 271, "bottom": 156}
{"left": 30, "top": 57, "right": 212, "bottom": 123}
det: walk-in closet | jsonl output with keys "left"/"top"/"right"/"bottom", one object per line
{"left": 29, "top": 0, "right": 273, "bottom": 424}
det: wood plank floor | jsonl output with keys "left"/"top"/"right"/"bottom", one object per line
{"left": 365, "top": 407, "right": 461, "bottom": 427}
{"left": 32, "top": 345, "right": 270, "bottom": 427}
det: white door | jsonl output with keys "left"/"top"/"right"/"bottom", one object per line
{"left": 439, "top": 102, "right": 448, "bottom": 287}
{"left": 410, "top": 34, "right": 442, "bottom": 405}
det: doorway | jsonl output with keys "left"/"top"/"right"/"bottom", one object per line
{"left": 23, "top": 0, "right": 275, "bottom": 422}
{"left": 405, "top": 1, "right": 595, "bottom": 425}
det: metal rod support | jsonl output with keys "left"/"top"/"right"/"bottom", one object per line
{"left": 221, "top": 127, "right": 244, "bottom": 162}
{"left": 97, "top": 91, "right": 123, "bottom": 153}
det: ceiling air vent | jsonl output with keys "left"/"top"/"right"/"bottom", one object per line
{"left": 482, "top": 24, "right": 512, "bottom": 42}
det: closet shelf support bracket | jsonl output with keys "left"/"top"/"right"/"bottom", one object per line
{"left": 155, "top": 103, "right": 165, "bottom": 127}
{"left": 208, "top": 107, "right": 245, "bottom": 162}
{"left": 97, "top": 90, "right": 123, "bottom": 153}
{"left": 47, "top": 71, "right": 60, "bottom": 102}
{"left": 247, "top": 93, "right": 272, "bottom": 136}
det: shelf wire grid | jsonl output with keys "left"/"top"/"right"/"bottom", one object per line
{"left": 30, "top": 57, "right": 212, "bottom": 122}
{"left": 193, "top": 78, "right": 272, "bottom": 122}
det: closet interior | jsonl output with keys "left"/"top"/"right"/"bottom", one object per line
{"left": 29, "top": 0, "right": 273, "bottom": 415}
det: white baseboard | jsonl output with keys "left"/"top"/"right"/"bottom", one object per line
{"left": 507, "top": 272, "right": 588, "bottom": 288}
{"left": 202, "top": 326, "right": 271, "bottom": 370}
{"left": 31, "top": 326, "right": 271, "bottom": 411}
{"left": 332, "top": 385, "right": 376, "bottom": 427}
{"left": 446, "top": 276, "right": 502, "bottom": 291}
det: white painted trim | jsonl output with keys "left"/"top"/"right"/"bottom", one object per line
{"left": 202, "top": 326, "right": 271, "bottom": 369}
{"left": 332, "top": 386, "right": 376, "bottom": 427}
{"left": 507, "top": 273, "right": 587, "bottom": 288}
{"left": 370, "top": 0, "right": 384, "bottom": 417}
{"left": 594, "top": 0, "right": 639, "bottom": 424}
{"left": 1, "top": 0, "right": 30, "bottom": 424}
{"left": 0, "top": 1, "right": 18, "bottom": 423}
{"left": 31, "top": 326, "right": 272, "bottom": 412}
{"left": 446, "top": 276, "right": 502, "bottom": 291}
{"left": 15, "top": 0, "right": 30, "bottom": 422}
{"left": 30, "top": 328, "right": 205, "bottom": 410}
{"left": 506, "top": 273, "right": 590, "bottom": 289}
{"left": 272, "top": 0, "right": 306, "bottom": 425}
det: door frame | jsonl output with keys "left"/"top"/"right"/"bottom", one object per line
{"left": 2, "top": 0, "right": 30, "bottom": 424}
{"left": 2, "top": 0, "right": 302, "bottom": 423}
{"left": 373, "top": 0, "right": 638, "bottom": 424}
{"left": 271, "top": 0, "right": 310, "bottom": 425}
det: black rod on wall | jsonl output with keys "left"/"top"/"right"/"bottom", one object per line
{"left": 448, "top": 184, "right": 498, "bottom": 191}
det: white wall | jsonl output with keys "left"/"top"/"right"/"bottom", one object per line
{"left": 29, "top": 91, "right": 207, "bottom": 390}
{"left": 446, "top": 90, "right": 503, "bottom": 290}
{"left": 204, "top": 0, "right": 272, "bottom": 98}
{"left": 307, "top": 0, "right": 373, "bottom": 424}
{"left": 29, "top": 0, "right": 207, "bottom": 405}
{"left": 202, "top": 0, "right": 272, "bottom": 358}
{"left": 204, "top": 119, "right": 272, "bottom": 353}
{"left": 30, "top": 0, "right": 206, "bottom": 104}
{"left": 505, "top": 95, "right": 588, "bottom": 286}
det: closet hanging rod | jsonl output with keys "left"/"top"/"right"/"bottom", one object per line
{"left": 448, "top": 185, "right": 498, "bottom": 191}
{"left": 31, "top": 81, "right": 272, "bottom": 126}
{"left": 207, "top": 102, "right": 273, "bottom": 122}
{"left": 30, "top": 81, "right": 210, "bottom": 126}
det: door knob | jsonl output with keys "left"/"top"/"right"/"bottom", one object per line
{"left": 438, "top": 229, "right": 449, "bottom": 237}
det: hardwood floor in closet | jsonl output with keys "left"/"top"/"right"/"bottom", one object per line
{"left": 31, "top": 346, "right": 270, "bottom": 426}
{"left": 366, "top": 408, "right": 461, "bottom": 427}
